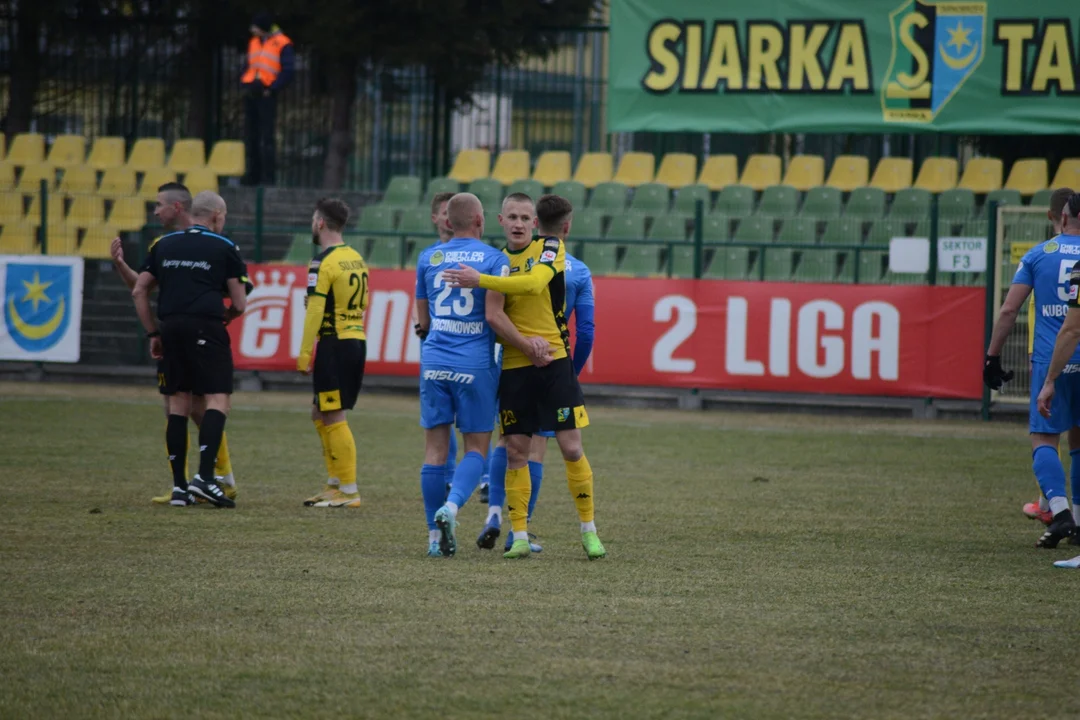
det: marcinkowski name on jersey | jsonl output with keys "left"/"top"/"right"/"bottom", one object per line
{"left": 433, "top": 251, "right": 487, "bottom": 264}
{"left": 431, "top": 318, "right": 485, "bottom": 335}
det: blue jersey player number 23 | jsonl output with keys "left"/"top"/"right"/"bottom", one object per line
{"left": 416, "top": 238, "right": 510, "bottom": 434}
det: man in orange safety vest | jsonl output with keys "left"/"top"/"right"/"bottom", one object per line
{"left": 241, "top": 12, "right": 294, "bottom": 186}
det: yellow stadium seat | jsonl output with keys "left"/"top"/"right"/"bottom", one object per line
{"left": 913, "top": 157, "right": 957, "bottom": 193}
{"left": 490, "top": 150, "right": 530, "bottom": 186}
{"left": 16, "top": 164, "right": 56, "bottom": 194}
{"left": 58, "top": 165, "right": 98, "bottom": 195}
{"left": 958, "top": 158, "right": 1003, "bottom": 194}
{"left": 207, "top": 141, "right": 245, "bottom": 177}
{"left": 654, "top": 153, "right": 697, "bottom": 189}
{"left": 0, "top": 223, "right": 36, "bottom": 254}
{"left": 448, "top": 149, "right": 491, "bottom": 184}
{"left": 99, "top": 167, "right": 137, "bottom": 197}
{"left": 1005, "top": 158, "right": 1048, "bottom": 196}
{"left": 87, "top": 137, "right": 126, "bottom": 171}
{"left": 739, "top": 154, "right": 782, "bottom": 192}
{"left": 532, "top": 151, "right": 571, "bottom": 187}
{"left": 0, "top": 193, "right": 26, "bottom": 223}
{"left": 869, "top": 157, "right": 913, "bottom": 193}
{"left": 573, "top": 152, "right": 614, "bottom": 189}
{"left": 139, "top": 168, "right": 178, "bottom": 200}
{"left": 782, "top": 155, "right": 825, "bottom": 192}
{"left": 43, "top": 224, "right": 78, "bottom": 255}
{"left": 128, "top": 138, "right": 166, "bottom": 172}
{"left": 26, "top": 196, "right": 66, "bottom": 227}
{"left": 168, "top": 139, "right": 206, "bottom": 174}
{"left": 613, "top": 152, "right": 655, "bottom": 187}
{"left": 183, "top": 168, "right": 218, "bottom": 195}
{"left": 67, "top": 196, "right": 105, "bottom": 228}
{"left": 79, "top": 225, "right": 118, "bottom": 259}
{"left": 108, "top": 197, "right": 149, "bottom": 231}
{"left": 8, "top": 133, "right": 45, "bottom": 166}
{"left": 46, "top": 135, "right": 86, "bottom": 168}
{"left": 0, "top": 162, "right": 14, "bottom": 192}
{"left": 825, "top": 155, "right": 870, "bottom": 192}
{"left": 1051, "top": 159, "right": 1080, "bottom": 192}
{"left": 697, "top": 155, "right": 739, "bottom": 190}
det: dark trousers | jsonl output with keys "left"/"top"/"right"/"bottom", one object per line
{"left": 243, "top": 89, "right": 277, "bottom": 186}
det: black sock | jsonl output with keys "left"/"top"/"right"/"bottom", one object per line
{"left": 165, "top": 414, "right": 189, "bottom": 490}
{"left": 197, "top": 409, "right": 227, "bottom": 483}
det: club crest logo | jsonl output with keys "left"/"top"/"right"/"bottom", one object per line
{"left": 1044, "top": 240, "right": 1060, "bottom": 254}
{"left": 4, "top": 262, "right": 72, "bottom": 352}
{"left": 882, "top": 0, "right": 986, "bottom": 124}
{"left": 430, "top": 250, "right": 445, "bottom": 266}
{"left": 525, "top": 257, "right": 536, "bottom": 272}
{"left": 557, "top": 407, "right": 571, "bottom": 422}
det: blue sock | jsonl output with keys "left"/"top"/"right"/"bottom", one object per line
{"left": 445, "top": 431, "right": 458, "bottom": 475}
{"left": 1033, "top": 446, "right": 1068, "bottom": 508}
{"left": 488, "top": 445, "right": 508, "bottom": 508}
{"left": 527, "top": 460, "right": 543, "bottom": 520}
{"left": 1071, "top": 449, "right": 1080, "bottom": 514}
{"left": 480, "top": 440, "right": 492, "bottom": 482}
{"left": 447, "top": 451, "right": 485, "bottom": 509}
{"left": 421, "top": 464, "right": 445, "bottom": 530}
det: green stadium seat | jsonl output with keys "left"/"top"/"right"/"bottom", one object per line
{"left": 399, "top": 207, "right": 432, "bottom": 235}
{"left": 938, "top": 188, "right": 975, "bottom": 221}
{"left": 987, "top": 188, "right": 1022, "bottom": 208}
{"left": 588, "top": 182, "right": 629, "bottom": 215}
{"left": 629, "top": 183, "right": 670, "bottom": 217}
{"left": 821, "top": 217, "right": 862, "bottom": 245}
{"left": 951, "top": 272, "right": 985, "bottom": 287}
{"left": 845, "top": 187, "right": 887, "bottom": 219}
{"left": 889, "top": 188, "right": 931, "bottom": 219}
{"left": 506, "top": 179, "right": 543, "bottom": 201}
{"left": 705, "top": 246, "right": 753, "bottom": 280}
{"left": 424, "top": 177, "right": 460, "bottom": 204}
{"left": 762, "top": 247, "right": 795, "bottom": 280}
{"left": 550, "top": 180, "right": 586, "bottom": 210}
{"left": 366, "top": 238, "right": 406, "bottom": 268}
{"left": 734, "top": 216, "right": 772, "bottom": 243}
{"left": 468, "top": 178, "right": 503, "bottom": 209}
{"left": 835, "top": 251, "right": 856, "bottom": 283}
{"left": 669, "top": 245, "right": 697, "bottom": 278}
{"left": 672, "top": 184, "right": 711, "bottom": 217}
{"left": 648, "top": 215, "right": 687, "bottom": 242}
{"left": 793, "top": 249, "right": 836, "bottom": 282}
{"left": 856, "top": 249, "right": 887, "bottom": 283}
{"left": 357, "top": 204, "right": 395, "bottom": 234}
{"left": 573, "top": 209, "right": 604, "bottom": 240}
{"left": 757, "top": 184, "right": 799, "bottom": 217}
{"left": 580, "top": 242, "right": 618, "bottom": 275}
{"left": 605, "top": 214, "right": 646, "bottom": 241}
{"left": 800, "top": 187, "right": 842, "bottom": 220}
{"left": 777, "top": 218, "right": 817, "bottom": 245}
{"left": 884, "top": 268, "right": 929, "bottom": 285}
{"left": 701, "top": 215, "right": 730, "bottom": 243}
{"left": 715, "top": 184, "right": 754, "bottom": 218}
{"left": 619, "top": 244, "right": 664, "bottom": 276}
{"left": 483, "top": 210, "right": 501, "bottom": 240}
{"left": 383, "top": 176, "right": 421, "bottom": 208}
{"left": 912, "top": 218, "right": 953, "bottom": 238}
{"left": 1027, "top": 189, "right": 1053, "bottom": 208}
{"left": 283, "top": 234, "right": 314, "bottom": 264}
{"left": 867, "top": 218, "right": 909, "bottom": 245}
{"left": 404, "top": 241, "right": 423, "bottom": 268}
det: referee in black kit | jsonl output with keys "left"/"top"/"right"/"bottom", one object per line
{"left": 133, "top": 191, "right": 248, "bottom": 508}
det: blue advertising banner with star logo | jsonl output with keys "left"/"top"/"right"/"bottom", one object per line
{"left": 0, "top": 256, "right": 84, "bottom": 362}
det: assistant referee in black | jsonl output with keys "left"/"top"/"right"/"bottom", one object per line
{"left": 133, "top": 190, "right": 248, "bottom": 508}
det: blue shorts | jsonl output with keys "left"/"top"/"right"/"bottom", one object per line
{"left": 1029, "top": 362, "right": 1080, "bottom": 434}
{"left": 419, "top": 365, "right": 499, "bottom": 434}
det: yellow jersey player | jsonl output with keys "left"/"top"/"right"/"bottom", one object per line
{"left": 298, "top": 198, "right": 369, "bottom": 508}
{"left": 110, "top": 182, "right": 238, "bottom": 504}
{"left": 444, "top": 193, "right": 606, "bottom": 560}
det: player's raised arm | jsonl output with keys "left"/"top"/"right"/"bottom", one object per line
{"left": 444, "top": 261, "right": 553, "bottom": 295}
{"left": 111, "top": 236, "right": 140, "bottom": 290}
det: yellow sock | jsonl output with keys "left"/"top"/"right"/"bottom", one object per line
{"left": 325, "top": 420, "right": 357, "bottom": 494}
{"left": 313, "top": 419, "right": 339, "bottom": 488}
{"left": 214, "top": 431, "right": 232, "bottom": 477}
{"left": 566, "top": 455, "right": 595, "bottom": 523}
{"left": 506, "top": 466, "right": 531, "bottom": 534}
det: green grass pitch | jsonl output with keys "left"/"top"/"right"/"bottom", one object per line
{"left": 1, "top": 382, "right": 1078, "bottom": 718}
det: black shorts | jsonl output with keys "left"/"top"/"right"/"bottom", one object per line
{"left": 498, "top": 356, "right": 589, "bottom": 436}
{"left": 159, "top": 315, "right": 233, "bottom": 396}
{"left": 313, "top": 337, "right": 366, "bottom": 412}
{"left": 156, "top": 359, "right": 170, "bottom": 395}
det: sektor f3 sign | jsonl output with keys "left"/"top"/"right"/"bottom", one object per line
{"left": 610, "top": 0, "right": 1078, "bottom": 133}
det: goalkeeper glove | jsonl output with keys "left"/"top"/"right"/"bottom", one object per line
{"left": 983, "top": 355, "right": 1014, "bottom": 390}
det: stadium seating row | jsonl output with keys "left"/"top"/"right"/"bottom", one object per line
{"left": 0, "top": 134, "right": 244, "bottom": 176}
{"left": 0, "top": 222, "right": 118, "bottom": 258}
{"left": 0, "top": 164, "right": 219, "bottom": 201}
{"left": 382, "top": 178, "right": 1052, "bottom": 223}
{"left": 441, "top": 148, "right": 1080, "bottom": 194}
{"left": 1, "top": 192, "right": 154, "bottom": 232}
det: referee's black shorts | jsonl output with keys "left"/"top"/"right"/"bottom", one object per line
{"left": 159, "top": 315, "right": 233, "bottom": 396}
{"left": 313, "top": 337, "right": 366, "bottom": 412}
{"left": 498, "top": 356, "right": 590, "bottom": 436}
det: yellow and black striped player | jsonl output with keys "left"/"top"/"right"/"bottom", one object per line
{"left": 297, "top": 197, "right": 369, "bottom": 509}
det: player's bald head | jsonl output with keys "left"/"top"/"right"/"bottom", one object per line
{"left": 447, "top": 193, "right": 483, "bottom": 235}
{"left": 191, "top": 191, "right": 226, "bottom": 218}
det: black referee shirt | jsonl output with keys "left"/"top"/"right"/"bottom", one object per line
{"left": 141, "top": 225, "right": 248, "bottom": 320}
